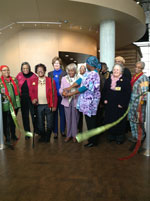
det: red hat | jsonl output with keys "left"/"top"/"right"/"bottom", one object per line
{"left": 0, "top": 65, "right": 9, "bottom": 71}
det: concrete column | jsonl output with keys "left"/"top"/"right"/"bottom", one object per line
{"left": 100, "top": 20, "right": 115, "bottom": 71}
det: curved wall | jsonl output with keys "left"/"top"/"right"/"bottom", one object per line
{"left": 0, "top": 29, "right": 97, "bottom": 76}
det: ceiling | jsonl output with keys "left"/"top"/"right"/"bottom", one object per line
{"left": 0, "top": 0, "right": 146, "bottom": 48}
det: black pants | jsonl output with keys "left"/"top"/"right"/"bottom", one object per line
{"left": 3, "top": 109, "right": 18, "bottom": 142}
{"left": 85, "top": 115, "right": 98, "bottom": 145}
{"left": 78, "top": 112, "right": 83, "bottom": 132}
{"left": 37, "top": 104, "right": 54, "bottom": 138}
{"left": 21, "top": 96, "right": 36, "bottom": 132}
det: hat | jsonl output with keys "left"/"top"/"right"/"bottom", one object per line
{"left": 86, "top": 56, "right": 101, "bottom": 70}
{"left": 0, "top": 65, "right": 9, "bottom": 71}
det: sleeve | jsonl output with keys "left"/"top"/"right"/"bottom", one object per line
{"left": 119, "top": 80, "right": 131, "bottom": 108}
{"left": 140, "top": 76, "right": 149, "bottom": 101}
{"left": 53, "top": 79, "right": 58, "bottom": 108}
{"left": 59, "top": 77, "right": 65, "bottom": 95}
{"left": 78, "top": 86, "right": 88, "bottom": 93}
{"left": 76, "top": 78, "right": 82, "bottom": 85}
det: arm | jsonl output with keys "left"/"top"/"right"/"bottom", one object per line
{"left": 52, "top": 79, "right": 57, "bottom": 111}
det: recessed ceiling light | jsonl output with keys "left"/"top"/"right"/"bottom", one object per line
{"left": 65, "top": 55, "right": 69, "bottom": 57}
{"left": 136, "top": 1, "right": 140, "bottom": 4}
{"left": 70, "top": 58, "right": 74, "bottom": 60}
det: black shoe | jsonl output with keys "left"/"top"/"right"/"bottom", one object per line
{"left": 54, "top": 133, "right": 58, "bottom": 139}
{"left": 12, "top": 136, "right": 18, "bottom": 141}
{"left": 84, "top": 142, "right": 95, "bottom": 147}
{"left": 129, "top": 142, "right": 136, "bottom": 151}
{"left": 25, "top": 136, "right": 30, "bottom": 140}
{"left": 38, "top": 137, "right": 45, "bottom": 142}
{"left": 116, "top": 141, "right": 124, "bottom": 145}
{"left": 61, "top": 132, "right": 66, "bottom": 137}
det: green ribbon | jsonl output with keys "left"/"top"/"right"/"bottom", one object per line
{"left": 9, "top": 103, "right": 33, "bottom": 138}
{"left": 76, "top": 107, "right": 129, "bottom": 143}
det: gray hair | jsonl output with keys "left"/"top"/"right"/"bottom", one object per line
{"left": 80, "top": 65, "right": 86, "bottom": 70}
{"left": 136, "top": 61, "right": 145, "bottom": 69}
{"left": 66, "top": 63, "right": 77, "bottom": 73}
{"left": 112, "top": 63, "right": 124, "bottom": 74}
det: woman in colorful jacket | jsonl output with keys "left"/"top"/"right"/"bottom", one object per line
{"left": 128, "top": 61, "right": 149, "bottom": 151}
{"left": 16, "top": 62, "right": 37, "bottom": 139}
{"left": 63, "top": 56, "right": 101, "bottom": 147}
{"left": 0, "top": 65, "right": 21, "bottom": 146}
{"left": 29, "top": 64, "right": 57, "bottom": 143}
{"left": 48, "top": 57, "right": 67, "bottom": 139}
{"left": 59, "top": 63, "right": 80, "bottom": 143}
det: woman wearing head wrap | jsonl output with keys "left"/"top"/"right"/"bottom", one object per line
{"left": 16, "top": 62, "right": 37, "bottom": 139}
{"left": 0, "top": 65, "right": 21, "bottom": 146}
{"left": 63, "top": 56, "right": 101, "bottom": 147}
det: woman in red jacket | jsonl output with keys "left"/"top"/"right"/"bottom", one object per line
{"left": 16, "top": 62, "right": 37, "bottom": 139}
{"left": 29, "top": 64, "right": 57, "bottom": 143}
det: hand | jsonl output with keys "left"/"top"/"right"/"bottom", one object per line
{"left": 52, "top": 107, "right": 56, "bottom": 112}
{"left": 63, "top": 87, "right": 71, "bottom": 92}
{"left": 62, "top": 90, "right": 68, "bottom": 97}
{"left": 32, "top": 99, "right": 38, "bottom": 104}
{"left": 118, "top": 104, "right": 123, "bottom": 108}
{"left": 104, "top": 100, "right": 108, "bottom": 104}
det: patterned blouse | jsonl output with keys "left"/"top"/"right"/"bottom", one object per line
{"left": 76, "top": 70, "right": 100, "bottom": 117}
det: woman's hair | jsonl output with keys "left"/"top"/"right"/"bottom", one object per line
{"left": 66, "top": 63, "right": 77, "bottom": 73}
{"left": 52, "top": 56, "right": 62, "bottom": 66}
{"left": 112, "top": 63, "right": 124, "bottom": 74}
{"left": 35, "top": 63, "right": 47, "bottom": 73}
{"left": 21, "top": 62, "right": 31, "bottom": 72}
{"left": 136, "top": 61, "right": 145, "bottom": 69}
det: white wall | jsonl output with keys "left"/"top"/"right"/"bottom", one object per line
{"left": 0, "top": 29, "right": 97, "bottom": 76}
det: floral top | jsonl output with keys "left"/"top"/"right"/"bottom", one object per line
{"left": 76, "top": 70, "right": 100, "bottom": 117}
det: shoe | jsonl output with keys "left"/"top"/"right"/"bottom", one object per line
{"left": 116, "top": 141, "right": 124, "bottom": 145}
{"left": 38, "top": 137, "right": 45, "bottom": 142}
{"left": 84, "top": 142, "right": 95, "bottom": 147}
{"left": 128, "top": 137, "right": 137, "bottom": 143}
{"left": 54, "top": 133, "right": 58, "bottom": 139}
{"left": 73, "top": 138, "right": 77, "bottom": 143}
{"left": 25, "top": 136, "right": 30, "bottom": 140}
{"left": 129, "top": 142, "right": 136, "bottom": 151}
{"left": 12, "top": 136, "right": 18, "bottom": 141}
{"left": 64, "top": 137, "right": 71, "bottom": 142}
{"left": 61, "top": 132, "right": 66, "bottom": 137}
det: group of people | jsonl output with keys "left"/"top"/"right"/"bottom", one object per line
{"left": 0, "top": 55, "right": 149, "bottom": 150}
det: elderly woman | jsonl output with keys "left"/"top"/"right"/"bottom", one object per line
{"left": 59, "top": 63, "right": 80, "bottom": 142}
{"left": 63, "top": 56, "right": 101, "bottom": 147}
{"left": 128, "top": 61, "right": 149, "bottom": 150}
{"left": 102, "top": 63, "right": 131, "bottom": 144}
{"left": 16, "top": 62, "right": 37, "bottom": 139}
{"left": 115, "top": 56, "right": 131, "bottom": 81}
{"left": 48, "top": 57, "right": 66, "bottom": 139}
{"left": 0, "top": 65, "right": 21, "bottom": 146}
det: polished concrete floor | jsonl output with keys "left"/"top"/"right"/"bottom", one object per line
{"left": 0, "top": 129, "right": 150, "bottom": 201}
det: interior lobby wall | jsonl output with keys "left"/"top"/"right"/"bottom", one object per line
{"left": 0, "top": 29, "right": 97, "bottom": 76}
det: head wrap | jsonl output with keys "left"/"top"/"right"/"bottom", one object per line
{"left": 0, "top": 65, "right": 9, "bottom": 71}
{"left": 86, "top": 56, "right": 101, "bottom": 70}
{"left": 115, "top": 56, "right": 125, "bottom": 64}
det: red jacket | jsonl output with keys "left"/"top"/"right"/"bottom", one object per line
{"left": 16, "top": 72, "right": 37, "bottom": 95}
{"left": 29, "top": 76, "right": 57, "bottom": 108}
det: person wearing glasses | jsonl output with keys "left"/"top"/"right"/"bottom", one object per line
{"left": 29, "top": 64, "right": 57, "bottom": 143}
{"left": 128, "top": 61, "right": 149, "bottom": 151}
{"left": 48, "top": 57, "right": 66, "bottom": 139}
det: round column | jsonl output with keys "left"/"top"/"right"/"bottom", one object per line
{"left": 100, "top": 20, "right": 115, "bottom": 71}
